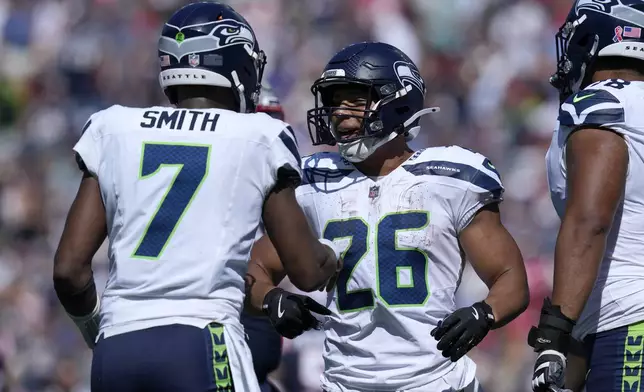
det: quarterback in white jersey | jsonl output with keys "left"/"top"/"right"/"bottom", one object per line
{"left": 245, "top": 42, "right": 529, "bottom": 392}
{"left": 52, "top": 3, "right": 340, "bottom": 392}
{"left": 529, "top": 1, "right": 644, "bottom": 392}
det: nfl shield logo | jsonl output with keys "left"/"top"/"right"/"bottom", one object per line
{"left": 369, "top": 185, "right": 380, "bottom": 199}
{"left": 188, "top": 53, "right": 200, "bottom": 67}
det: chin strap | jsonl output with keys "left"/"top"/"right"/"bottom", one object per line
{"left": 231, "top": 70, "right": 247, "bottom": 113}
{"left": 404, "top": 107, "right": 440, "bottom": 141}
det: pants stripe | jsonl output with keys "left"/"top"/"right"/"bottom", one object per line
{"left": 622, "top": 321, "right": 644, "bottom": 392}
{"left": 208, "top": 323, "right": 235, "bottom": 391}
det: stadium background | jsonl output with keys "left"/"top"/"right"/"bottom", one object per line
{"left": 0, "top": 0, "right": 569, "bottom": 391}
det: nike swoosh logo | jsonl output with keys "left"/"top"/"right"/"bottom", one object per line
{"left": 472, "top": 308, "right": 479, "bottom": 320}
{"left": 277, "top": 295, "right": 285, "bottom": 318}
{"left": 573, "top": 93, "right": 596, "bottom": 103}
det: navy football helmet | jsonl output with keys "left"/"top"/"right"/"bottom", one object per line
{"left": 306, "top": 42, "right": 438, "bottom": 162}
{"left": 256, "top": 83, "right": 285, "bottom": 121}
{"left": 158, "top": 1, "right": 266, "bottom": 112}
{"left": 552, "top": 0, "right": 644, "bottom": 101}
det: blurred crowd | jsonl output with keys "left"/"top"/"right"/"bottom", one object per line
{"left": 0, "top": 0, "right": 571, "bottom": 391}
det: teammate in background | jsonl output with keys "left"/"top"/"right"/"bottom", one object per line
{"left": 245, "top": 41, "right": 529, "bottom": 392}
{"left": 530, "top": 1, "right": 644, "bottom": 391}
{"left": 241, "top": 84, "right": 287, "bottom": 392}
{"left": 52, "top": 3, "right": 340, "bottom": 392}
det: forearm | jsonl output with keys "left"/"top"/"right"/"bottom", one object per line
{"left": 551, "top": 219, "right": 607, "bottom": 321}
{"left": 53, "top": 259, "right": 97, "bottom": 317}
{"left": 282, "top": 240, "right": 338, "bottom": 292}
{"left": 306, "top": 241, "right": 339, "bottom": 289}
{"left": 484, "top": 266, "right": 529, "bottom": 329}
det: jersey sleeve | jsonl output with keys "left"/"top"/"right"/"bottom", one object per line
{"left": 558, "top": 83, "right": 626, "bottom": 132}
{"left": 266, "top": 125, "right": 302, "bottom": 189}
{"left": 73, "top": 111, "right": 105, "bottom": 177}
{"left": 557, "top": 81, "right": 634, "bottom": 178}
{"left": 454, "top": 156, "right": 505, "bottom": 232}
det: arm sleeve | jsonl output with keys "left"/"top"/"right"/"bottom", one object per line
{"left": 455, "top": 156, "right": 505, "bottom": 233}
{"left": 72, "top": 112, "right": 104, "bottom": 177}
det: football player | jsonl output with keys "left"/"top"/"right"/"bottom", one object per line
{"left": 530, "top": 1, "right": 644, "bottom": 392}
{"left": 245, "top": 41, "right": 529, "bottom": 392}
{"left": 52, "top": 3, "right": 340, "bottom": 392}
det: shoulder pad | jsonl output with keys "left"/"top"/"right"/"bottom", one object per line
{"left": 403, "top": 146, "right": 503, "bottom": 193}
{"left": 408, "top": 146, "right": 496, "bottom": 171}
{"left": 301, "top": 152, "right": 352, "bottom": 171}
{"left": 300, "top": 152, "right": 355, "bottom": 187}
{"left": 252, "top": 115, "right": 299, "bottom": 148}
{"left": 82, "top": 105, "right": 124, "bottom": 135}
{"left": 559, "top": 82, "right": 625, "bottom": 128}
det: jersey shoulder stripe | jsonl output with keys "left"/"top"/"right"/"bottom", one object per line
{"left": 559, "top": 84, "right": 625, "bottom": 128}
{"left": 403, "top": 145, "right": 503, "bottom": 194}
{"left": 300, "top": 152, "right": 355, "bottom": 186}
{"left": 403, "top": 160, "right": 502, "bottom": 195}
{"left": 81, "top": 119, "right": 93, "bottom": 135}
{"left": 284, "top": 125, "right": 298, "bottom": 145}
{"left": 278, "top": 130, "right": 301, "bottom": 167}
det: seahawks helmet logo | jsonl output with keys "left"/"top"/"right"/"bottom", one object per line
{"left": 158, "top": 19, "right": 255, "bottom": 61}
{"left": 575, "top": 0, "right": 618, "bottom": 14}
{"left": 394, "top": 61, "right": 425, "bottom": 94}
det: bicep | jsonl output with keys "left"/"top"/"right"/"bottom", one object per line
{"left": 564, "top": 128, "right": 628, "bottom": 225}
{"left": 55, "top": 176, "right": 107, "bottom": 270}
{"left": 458, "top": 204, "right": 523, "bottom": 287}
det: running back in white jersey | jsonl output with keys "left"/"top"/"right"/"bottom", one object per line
{"left": 546, "top": 79, "right": 644, "bottom": 339}
{"left": 295, "top": 147, "right": 503, "bottom": 392}
{"left": 73, "top": 104, "right": 301, "bottom": 337}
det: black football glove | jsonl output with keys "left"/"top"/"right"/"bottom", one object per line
{"left": 431, "top": 301, "right": 495, "bottom": 362}
{"left": 262, "top": 288, "right": 331, "bottom": 339}
{"left": 528, "top": 298, "right": 576, "bottom": 392}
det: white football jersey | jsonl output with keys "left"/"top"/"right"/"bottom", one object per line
{"left": 73, "top": 104, "right": 301, "bottom": 338}
{"left": 547, "top": 79, "right": 644, "bottom": 340}
{"left": 296, "top": 147, "right": 504, "bottom": 391}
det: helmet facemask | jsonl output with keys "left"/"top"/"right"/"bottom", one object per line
{"left": 307, "top": 79, "right": 438, "bottom": 162}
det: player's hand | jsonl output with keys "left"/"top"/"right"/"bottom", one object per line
{"left": 531, "top": 350, "right": 567, "bottom": 392}
{"left": 262, "top": 287, "right": 331, "bottom": 339}
{"left": 430, "top": 301, "right": 495, "bottom": 361}
{"left": 527, "top": 298, "right": 576, "bottom": 392}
